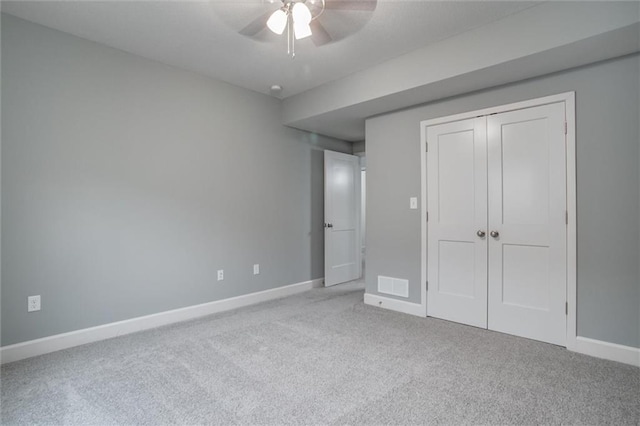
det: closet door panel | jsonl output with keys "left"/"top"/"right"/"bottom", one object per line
{"left": 487, "top": 102, "right": 567, "bottom": 346}
{"left": 427, "top": 117, "right": 487, "bottom": 328}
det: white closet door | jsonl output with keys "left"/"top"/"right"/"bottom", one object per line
{"left": 427, "top": 117, "right": 488, "bottom": 328}
{"left": 487, "top": 103, "right": 567, "bottom": 346}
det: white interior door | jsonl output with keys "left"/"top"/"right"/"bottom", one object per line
{"left": 324, "top": 150, "right": 361, "bottom": 286}
{"left": 426, "top": 117, "right": 488, "bottom": 328}
{"left": 487, "top": 103, "right": 567, "bottom": 346}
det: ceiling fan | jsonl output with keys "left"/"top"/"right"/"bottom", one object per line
{"left": 237, "top": 0, "right": 377, "bottom": 57}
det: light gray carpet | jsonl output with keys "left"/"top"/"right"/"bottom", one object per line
{"left": 2, "top": 280, "right": 639, "bottom": 425}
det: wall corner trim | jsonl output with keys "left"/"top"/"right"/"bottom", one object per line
{"left": 571, "top": 336, "right": 640, "bottom": 367}
{"left": 0, "top": 278, "right": 324, "bottom": 365}
{"left": 364, "top": 292, "right": 426, "bottom": 317}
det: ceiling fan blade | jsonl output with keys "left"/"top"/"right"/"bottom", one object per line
{"left": 239, "top": 10, "right": 272, "bottom": 37}
{"left": 310, "top": 20, "right": 332, "bottom": 46}
{"left": 323, "top": 0, "right": 377, "bottom": 11}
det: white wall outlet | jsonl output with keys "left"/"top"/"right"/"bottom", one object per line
{"left": 253, "top": 264, "right": 260, "bottom": 275}
{"left": 217, "top": 269, "right": 224, "bottom": 281}
{"left": 410, "top": 197, "right": 418, "bottom": 209}
{"left": 28, "top": 295, "right": 41, "bottom": 312}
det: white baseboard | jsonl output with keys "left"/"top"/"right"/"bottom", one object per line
{"left": 572, "top": 336, "right": 640, "bottom": 367}
{"left": 1, "top": 278, "right": 324, "bottom": 365}
{"left": 364, "top": 292, "right": 426, "bottom": 317}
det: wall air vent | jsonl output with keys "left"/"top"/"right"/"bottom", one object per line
{"left": 377, "top": 276, "right": 409, "bottom": 298}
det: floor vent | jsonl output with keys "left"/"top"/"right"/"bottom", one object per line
{"left": 377, "top": 276, "right": 409, "bottom": 298}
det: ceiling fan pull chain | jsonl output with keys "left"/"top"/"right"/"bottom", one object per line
{"left": 288, "top": 15, "right": 296, "bottom": 59}
{"left": 287, "top": 15, "right": 292, "bottom": 57}
{"left": 291, "top": 25, "right": 296, "bottom": 59}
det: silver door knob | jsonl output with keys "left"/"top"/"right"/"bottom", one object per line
{"left": 476, "top": 230, "right": 486, "bottom": 238}
{"left": 490, "top": 230, "right": 499, "bottom": 238}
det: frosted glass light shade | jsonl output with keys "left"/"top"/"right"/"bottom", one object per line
{"left": 292, "top": 2, "right": 312, "bottom": 24}
{"left": 267, "top": 9, "right": 288, "bottom": 35}
{"left": 294, "top": 21, "right": 312, "bottom": 39}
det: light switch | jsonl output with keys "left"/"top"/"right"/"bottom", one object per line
{"left": 410, "top": 197, "right": 418, "bottom": 209}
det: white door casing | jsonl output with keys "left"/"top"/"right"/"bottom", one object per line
{"left": 427, "top": 118, "right": 488, "bottom": 328}
{"left": 324, "top": 150, "right": 361, "bottom": 286}
{"left": 423, "top": 95, "right": 571, "bottom": 347}
{"left": 487, "top": 103, "right": 567, "bottom": 346}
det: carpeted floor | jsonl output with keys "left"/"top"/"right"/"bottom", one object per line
{"left": 2, "top": 280, "right": 639, "bottom": 425}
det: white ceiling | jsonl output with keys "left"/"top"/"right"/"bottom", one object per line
{"left": 1, "top": 0, "right": 541, "bottom": 99}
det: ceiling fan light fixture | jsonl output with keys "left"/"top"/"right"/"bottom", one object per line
{"left": 294, "top": 21, "right": 312, "bottom": 40}
{"left": 291, "top": 2, "right": 312, "bottom": 24}
{"left": 267, "top": 9, "right": 287, "bottom": 35}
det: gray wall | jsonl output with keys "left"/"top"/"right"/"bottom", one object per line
{"left": 352, "top": 141, "right": 365, "bottom": 155}
{"left": 1, "top": 14, "right": 351, "bottom": 346}
{"left": 366, "top": 54, "right": 640, "bottom": 348}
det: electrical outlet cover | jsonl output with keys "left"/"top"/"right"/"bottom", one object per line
{"left": 28, "top": 295, "right": 41, "bottom": 312}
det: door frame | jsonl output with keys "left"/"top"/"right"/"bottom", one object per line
{"left": 420, "top": 92, "right": 577, "bottom": 349}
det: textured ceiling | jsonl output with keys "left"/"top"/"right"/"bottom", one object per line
{"left": 1, "top": 0, "right": 541, "bottom": 98}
